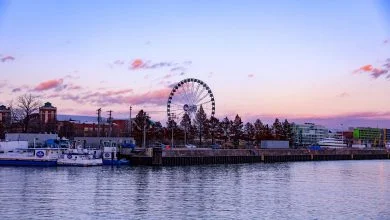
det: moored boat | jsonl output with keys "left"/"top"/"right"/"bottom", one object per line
{"left": 318, "top": 137, "right": 347, "bottom": 148}
{"left": 57, "top": 151, "right": 102, "bottom": 166}
{"left": 102, "top": 142, "right": 129, "bottom": 165}
{"left": 0, "top": 141, "right": 61, "bottom": 166}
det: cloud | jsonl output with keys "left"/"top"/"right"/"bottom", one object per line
{"left": 12, "top": 88, "right": 22, "bottom": 92}
{"left": 130, "top": 59, "right": 146, "bottom": 69}
{"left": 248, "top": 74, "right": 254, "bottom": 78}
{"left": 125, "top": 88, "right": 171, "bottom": 105}
{"left": 104, "top": 89, "right": 133, "bottom": 96}
{"left": 337, "top": 92, "right": 349, "bottom": 98}
{"left": 73, "top": 87, "right": 170, "bottom": 107}
{"left": 353, "top": 59, "right": 390, "bottom": 79}
{"left": 127, "top": 59, "right": 191, "bottom": 71}
{"left": 170, "top": 67, "right": 186, "bottom": 72}
{"left": 113, "top": 60, "right": 125, "bottom": 65}
{"left": 163, "top": 74, "right": 172, "bottom": 79}
{"left": 64, "top": 74, "right": 80, "bottom": 80}
{"left": 67, "top": 84, "right": 82, "bottom": 90}
{"left": 1, "top": 56, "right": 15, "bottom": 62}
{"left": 371, "top": 68, "right": 388, "bottom": 78}
{"left": 354, "top": 64, "right": 373, "bottom": 73}
{"left": 129, "top": 59, "right": 175, "bottom": 70}
{"left": 384, "top": 39, "right": 389, "bottom": 44}
{"left": 148, "top": 62, "right": 176, "bottom": 69}
{"left": 0, "top": 80, "right": 7, "bottom": 89}
{"left": 34, "top": 78, "right": 64, "bottom": 91}
{"left": 244, "top": 111, "right": 390, "bottom": 128}
{"left": 384, "top": 58, "right": 390, "bottom": 69}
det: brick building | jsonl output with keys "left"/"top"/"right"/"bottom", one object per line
{"left": 0, "top": 105, "right": 11, "bottom": 126}
{"left": 39, "top": 102, "right": 57, "bottom": 133}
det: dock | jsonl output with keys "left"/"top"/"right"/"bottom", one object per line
{"left": 122, "top": 148, "right": 390, "bottom": 166}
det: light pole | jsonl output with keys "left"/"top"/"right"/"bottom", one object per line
{"left": 129, "top": 105, "right": 132, "bottom": 137}
{"left": 170, "top": 113, "right": 176, "bottom": 149}
{"left": 142, "top": 113, "right": 150, "bottom": 148}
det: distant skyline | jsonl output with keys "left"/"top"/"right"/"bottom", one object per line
{"left": 1, "top": 0, "right": 390, "bottom": 128}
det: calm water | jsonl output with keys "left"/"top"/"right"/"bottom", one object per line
{"left": 0, "top": 161, "right": 389, "bottom": 220}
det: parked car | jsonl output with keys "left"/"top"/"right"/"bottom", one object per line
{"left": 185, "top": 144, "right": 197, "bottom": 149}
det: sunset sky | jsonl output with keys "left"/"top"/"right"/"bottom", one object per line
{"left": 1, "top": 0, "right": 390, "bottom": 128}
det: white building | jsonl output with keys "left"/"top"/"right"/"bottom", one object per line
{"left": 293, "top": 123, "right": 329, "bottom": 146}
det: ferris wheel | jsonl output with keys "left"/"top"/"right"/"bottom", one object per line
{"left": 167, "top": 78, "right": 215, "bottom": 121}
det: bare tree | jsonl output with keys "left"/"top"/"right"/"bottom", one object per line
{"left": 16, "top": 94, "right": 41, "bottom": 132}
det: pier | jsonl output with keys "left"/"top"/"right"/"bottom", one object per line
{"left": 123, "top": 148, "right": 390, "bottom": 166}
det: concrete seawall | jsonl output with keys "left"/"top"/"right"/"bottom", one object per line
{"left": 123, "top": 148, "right": 390, "bottom": 166}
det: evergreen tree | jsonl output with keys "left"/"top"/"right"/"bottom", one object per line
{"left": 254, "top": 119, "right": 264, "bottom": 145}
{"left": 244, "top": 122, "right": 255, "bottom": 142}
{"left": 272, "top": 118, "right": 283, "bottom": 140}
{"left": 194, "top": 105, "right": 208, "bottom": 146}
{"left": 208, "top": 116, "right": 220, "bottom": 145}
{"left": 149, "top": 121, "right": 164, "bottom": 143}
{"left": 282, "top": 119, "right": 294, "bottom": 147}
{"left": 230, "top": 114, "right": 243, "bottom": 147}
{"left": 264, "top": 124, "right": 273, "bottom": 140}
{"left": 133, "top": 110, "right": 150, "bottom": 146}
{"left": 220, "top": 116, "right": 231, "bottom": 143}
{"left": 166, "top": 119, "right": 181, "bottom": 146}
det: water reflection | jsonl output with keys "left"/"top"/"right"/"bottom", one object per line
{"left": 0, "top": 161, "right": 389, "bottom": 219}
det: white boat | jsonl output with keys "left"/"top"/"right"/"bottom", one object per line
{"left": 58, "top": 148, "right": 102, "bottom": 166}
{"left": 0, "top": 141, "right": 64, "bottom": 166}
{"left": 318, "top": 137, "right": 347, "bottom": 148}
{"left": 102, "top": 141, "right": 129, "bottom": 165}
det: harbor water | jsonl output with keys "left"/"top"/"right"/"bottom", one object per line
{"left": 0, "top": 160, "right": 389, "bottom": 219}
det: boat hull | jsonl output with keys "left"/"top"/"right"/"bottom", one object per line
{"left": 0, "top": 159, "right": 57, "bottom": 166}
{"left": 57, "top": 159, "right": 103, "bottom": 167}
{"left": 103, "top": 159, "right": 129, "bottom": 166}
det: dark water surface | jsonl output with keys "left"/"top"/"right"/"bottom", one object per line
{"left": 0, "top": 160, "right": 389, "bottom": 219}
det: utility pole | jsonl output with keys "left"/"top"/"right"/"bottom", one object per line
{"left": 97, "top": 108, "right": 101, "bottom": 137}
{"left": 107, "top": 110, "right": 113, "bottom": 137}
{"left": 129, "top": 106, "right": 132, "bottom": 137}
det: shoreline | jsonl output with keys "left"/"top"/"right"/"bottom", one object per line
{"left": 124, "top": 148, "right": 390, "bottom": 166}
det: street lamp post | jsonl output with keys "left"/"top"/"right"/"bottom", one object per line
{"left": 129, "top": 106, "right": 132, "bottom": 137}
{"left": 170, "top": 113, "right": 176, "bottom": 149}
{"left": 141, "top": 113, "right": 151, "bottom": 148}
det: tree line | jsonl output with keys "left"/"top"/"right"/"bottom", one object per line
{"left": 132, "top": 105, "right": 294, "bottom": 148}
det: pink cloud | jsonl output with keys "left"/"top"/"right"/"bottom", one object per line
{"left": 104, "top": 89, "right": 133, "bottom": 96}
{"left": 248, "top": 74, "right": 254, "bottom": 78}
{"left": 34, "top": 79, "right": 64, "bottom": 91}
{"left": 1, "top": 56, "right": 15, "bottom": 62}
{"left": 354, "top": 60, "right": 390, "bottom": 79}
{"left": 130, "top": 59, "right": 145, "bottom": 69}
{"left": 353, "top": 64, "right": 373, "bottom": 73}
{"left": 75, "top": 87, "right": 170, "bottom": 106}
{"left": 128, "top": 59, "right": 188, "bottom": 70}
{"left": 125, "top": 88, "right": 171, "bottom": 105}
